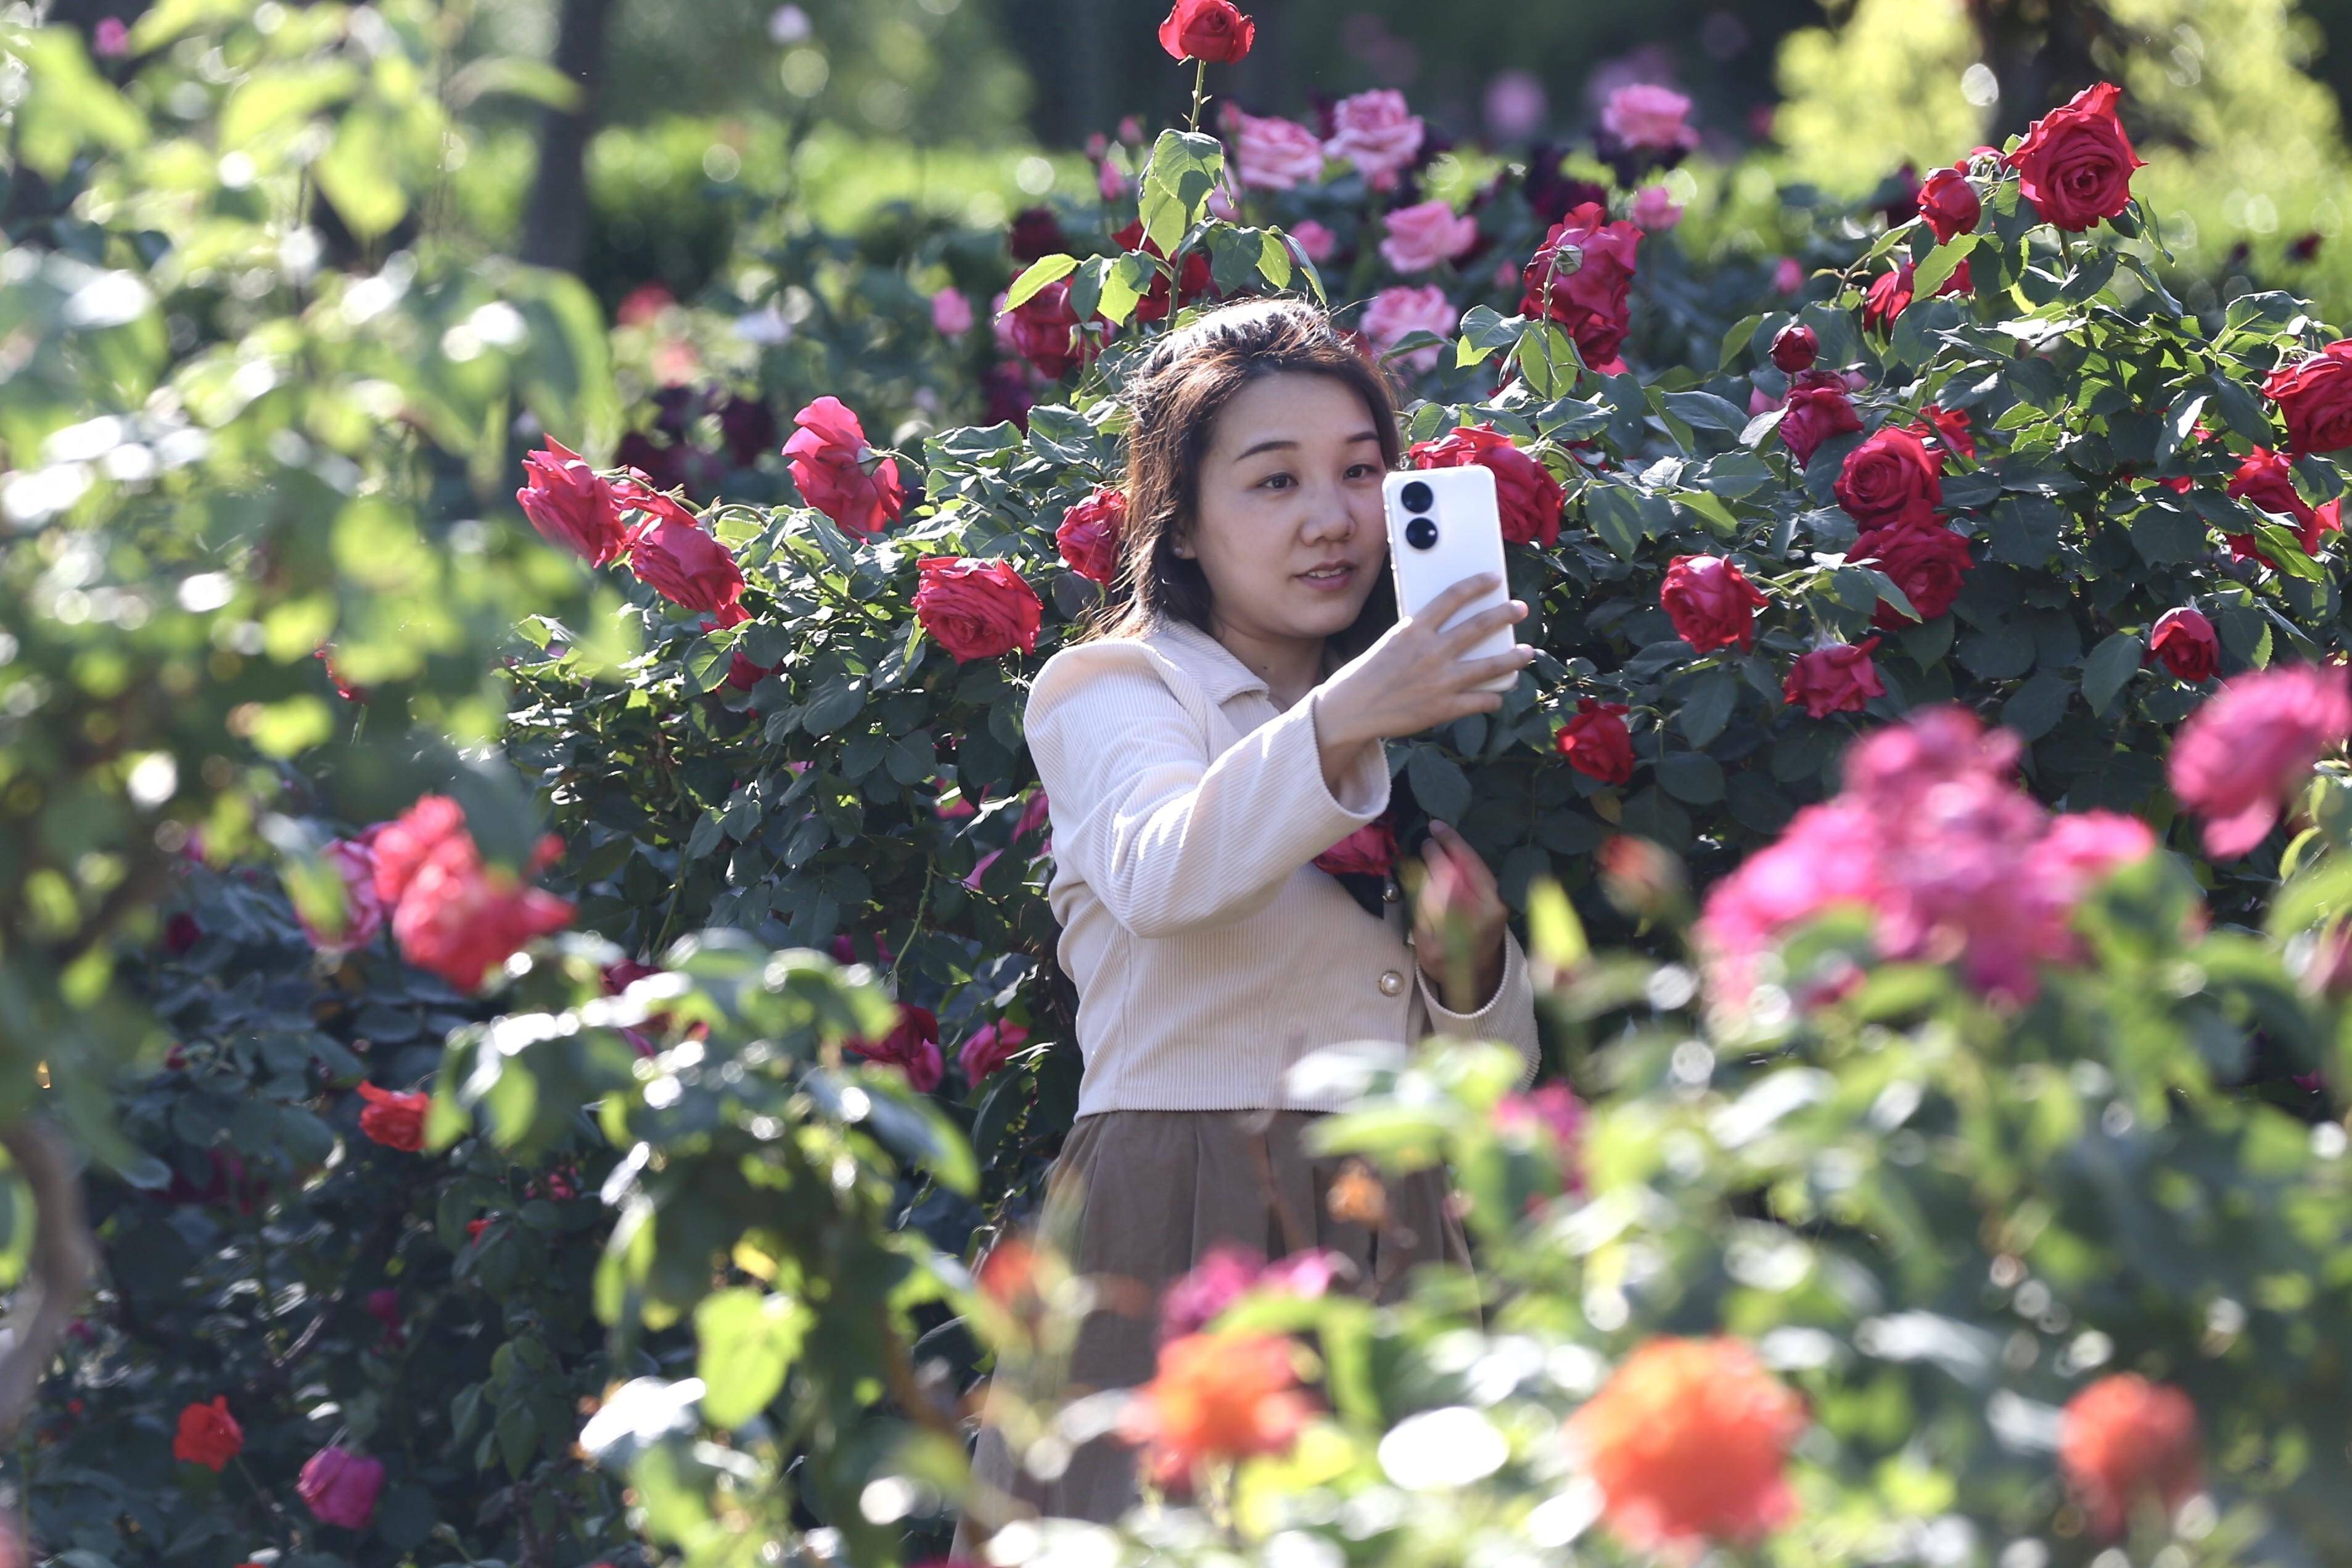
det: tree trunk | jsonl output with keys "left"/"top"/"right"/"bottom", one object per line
{"left": 519, "top": 0, "right": 617, "bottom": 274}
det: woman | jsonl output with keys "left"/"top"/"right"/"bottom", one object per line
{"left": 955, "top": 297, "right": 1543, "bottom": 1538}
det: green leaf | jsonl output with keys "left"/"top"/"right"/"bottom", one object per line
{"left": 1656, "top": 752, "right": 1725, "bottom": 805}
{"left": 1513, "top": 321, "right": 1584, "bottom": 399}
{"left": 2208, "top": 372, "right": 2274, "bottom": 443}
{"left": 694, "top": 1287, "right": 808, "bottom": 1429}
{"left": 313, "top": 107, "right": 409, "bottom": 242}
{"left": 2000, "top": 671, "right": 2072, "bottom": 740}
{"left": 1911, "top": 233, "right": 1978, "bottom": 297}
{"left": 1003, "top": 254, "right": 1079, "bottom": 311}
{"left": 1677, "top": 668, "right": 1739, "bottom": 749}
{"left": 2081, "top": 631, "right": 2142, "bottom": 716}
{"left": 1661, "top": 391, "right": 1750, "bottom": 433}
{"left": 1584, "top": 484, "right": 1645, "bottom": 560}
{"left": 1717, "top": 312, "right": 1765, "bottom": 371}
{"left": 1405, "top": 748, "right": 1473, "bottom": 823}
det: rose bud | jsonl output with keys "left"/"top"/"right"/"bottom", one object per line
{"left": 1769, "top": 321, "right": 1817, "bottom": 374}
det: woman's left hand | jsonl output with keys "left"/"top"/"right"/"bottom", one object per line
{"left": 1409, "top": 821, "right": 1508, "bottom": 1013}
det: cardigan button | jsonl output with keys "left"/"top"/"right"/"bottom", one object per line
{"left": 1382, "top": 879, "right": 1400, "bottom": 903}
{"left": 1377, "top": 969, "right": 1404, "bottom": 996}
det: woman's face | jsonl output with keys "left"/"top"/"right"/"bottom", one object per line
{"left": 1180, "top": 371, "right": 1390, "bottom": 649}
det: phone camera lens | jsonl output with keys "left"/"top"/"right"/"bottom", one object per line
{"left": 1404, "top": 515, "right": 1439, "bottom": 551}
{"left": 1398, "top": 480, "right": 1433, "bottom": 513}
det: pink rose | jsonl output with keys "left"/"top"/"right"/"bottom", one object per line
{"left": 2168, "top": 664, "right": 2352, "bottom": 858}
{"left": 1782, "top": 639, "right": 1885, "bottom": 718}
{"left": 627, "top": 512, "right": 749, "bottom": 626}
{"left": 1359, "top": 285, "right": 1458, "bottom": 374}
{"left": 1323, "top": 89, "right": 1425, "bottom": 192}
{"left": 1629, "top": 184, "right": 1684, "bottom": 231}
{"left": 515, "top": 437, "right": 625, "bottom": 566}
{"left": 2147, "top": 607, "right": 2219, "bottom": 682}
{"left": 93, "top": 16, "right": 129, "bottom": 56}
{"left": 1377, "top": 199, "right": 1478, "bottom": 273}
{"left": 1232, "top": 110, "right": 1326, "bottom": 191}
{"left": 846, "top": 1004, "right": 944, "bottom": 1093}
{"left": 1286, "top": 219, "right": 1336, "bottom": 265}
{"left": 783, "top": 395, "right": 905, "bottom": 539}
{"left": 298, "top": 1445, "right": 386, "bottom": 1531}
{"left": 1601, "top": 84, "right": 1699, "bottom": 155}
{"left": 1773, "top": 257, "right": 1806, "bottom": 294}
{"left": 958, "top": 1020, "right": 1030, "bottom": 1083}
{"left": 931, "top": 289, "right": 974, "bottom": 337}
{"left": 1158, "top": 1242, "right": 1338, "bottom": 1343}
{"left": 1098, "top": 155, "right": 1130, "bottom": 203}
{"left": 913, "top": 556, "right": 1043, "bottom": 661}
{"left": 295, "top": 837, "right": 386, "bottom": 954}
{"left": 1492, "top": 1082, "right": 1587, "bottom": 1191}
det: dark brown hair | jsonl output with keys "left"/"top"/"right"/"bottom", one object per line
{"left": 1079, "top": 297, "right": 1402, "bottom": 659}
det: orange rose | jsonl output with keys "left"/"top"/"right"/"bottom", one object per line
{"left": 1119, "top": 1331, "right": 1314, "bottom": 1487}
{"left": 1569, "top": 1336, "right": 1805, "bottom": 1551}
{"left": 2060, "top": 1374, "right": 2200, "bottom": 1537}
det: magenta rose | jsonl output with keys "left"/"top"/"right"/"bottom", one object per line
{"left": 1056, "top": 486, "right": 1127, "bottom": 585}
{"left": 298, "top": 1445, "right": 386, "bottom": 1530}
{"left": 1834, "top": 427, "right": 1944, "bottom": 531}
{"left": 1661, "top": 554, "right": 1768, "bottom": 655}
{"left": 1783, "top": 639, "right": 1886, "bottom": 718}
{"left": 957, "top": 1019, "right": 1030, "bottom": 1083}
{"left": 2168, "top": 663, "right": 2352, "bottom": 858}
{"left": 1314, "top": 818, "right": 1397, "bottom": 877}
{"left": 1408, "top": 424, "right": 1564, "bottom": 548}
{"left": 627, "top": 512, "right": 749, "bottom": 626}
{"left": 2147, "top": 607, "right": 2219, "bottom": 682}
{"left": 516, "top": 437, "right": 625, "bottom": 565}
{"left": 1779, "top": 381, "right": 1863, "bottom": 464}
{"left": 1231, "top": 110, "right": 1325, "bottom": 191}
{"left": 1553, "top": 699, "right": 1635, "bottom": 785}
{"left": 1629, "top": 184, "right": 1683, "bottom": 231}
{"left": 1854, "top": 522, "right": 1973, "bottom": 627}
{"left": 913, "top": 556, "right": 1043, "bottom": 662}
{"left": 931, "top": 289, "right": 974, "bottom": 337}
{"left": 295, "top": 836, "right": 386, "bottom": 954}
{"left": 1769, "top": 322, "right": 1817, "bottom": 373}
{"left": 1519, "top": 202, "right": 1642, "bottom": 372}
{"left": 1157, "top": 1242, "right": 1337, "bottom": 1344}
{"left": 1378, "top": 199, "right": 1479, "bottom": 273}
{"left": 2007, "top": 81, "right": 2145, "bottom": 232}
{"left": 783, "top": 395, "right": 905, "bottom": 538}
{"left": 1917, "top": 165, "right": 1981, "bottom": 244}
{"left": 1156, "top": 0, "right": 1254, "bottom": 63}
{"left": 846, "top": 1004, "right": 944, "bottom": 1093}
{"left": 1323, "top": 89, "right": 1425, "bottom": 192}
{"left": 2261, "top": 340, "right": 2352, "bottom": 457}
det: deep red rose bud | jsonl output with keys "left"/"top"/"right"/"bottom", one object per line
{"left": 2261, "top": 340, "right": 2352, "bottom": 458}
{"left": 1408, "top": 424, "right": 1565, "bottom": 548}
{"left": 1157, "top": 0, "right": 1254, "bottom": 63}
{"left": 783, "top": 396, "right": 905, "bottom": 538}
{"left": 2007, "top": 81, "right": 2145, "bottom": 232}
{"left": 1660, "top": 555, "right": 1768, "bottom": 655}
{"left": 627, "top": 513, "right": 749, "bottom": 626}
{"left": 1833, "top": 427, "right": 1943, "bottom": 531}
{"left": 1005, "top": 279, "right": 1098, "bottom": 380}
{"left": 1314, "top": 817, "right": 1398, "bottom": 877}
{"left": 1056, "top": 487, "right": 1128, "bottom": 585}
{"left": 913, "top": 556, "right": 1043, "bottom": 661}
{"left": 2060, "top": 1375, "right": 2200, "bottom": 1538}
{"left": 1782, "top": 638, "right": 1886, "bottom": 718}
{"left": 1916, "top": 166, "right": 1981, "bottom": 244}
{"left": 1555, "top": 699, "right": 1635, "bottom": 785}
{"left": 163, "top": 911, "right": 203, "bottom": 955}
{"left": 516, "top": 437, "right": 627, "bottom": 566}
{"left": 172, "top": 1397, "right": 243, "bottom": 1472}
{"left": 356, "top": 1082, "right": 429, "bottom": 1152}
{"left": 2147, "top": 607, "right": 2219, "bottom": 682}
{"left": 1768, "top": 321, "right": 1817, "bottom": 374}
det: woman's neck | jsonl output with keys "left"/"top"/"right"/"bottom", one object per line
{"left": 1207, "top": 616, "right": 1328, "bottom": 711}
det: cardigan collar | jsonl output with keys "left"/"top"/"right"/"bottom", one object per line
{"left": 1141, "top": 617, "right": 1341, "bottom": 708}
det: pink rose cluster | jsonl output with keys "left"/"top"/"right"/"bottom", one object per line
{"left": 2168, "top": 663, "right": 2352, "bottom": 858}
{"left": 1698, "top": 707, "right": 2161, "bottom": 1008}
{"left": 1157, "top": 1241, "right": 1342, "bottom": 1343}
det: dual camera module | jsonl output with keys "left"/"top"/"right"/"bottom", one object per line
{"left": 1397, "top": 480, "right": 1438, "bottom": 551}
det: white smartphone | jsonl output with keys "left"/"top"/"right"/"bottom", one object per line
{"left": 1383, "top": 466, "right": 1518, "bottom": 694}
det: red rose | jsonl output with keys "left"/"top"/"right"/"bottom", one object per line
{"left": 1056, "top": 486, "right": 1129, "bottom": 585}
{"left": 628, "top": 514, "right": 749, "bottom": 627}
{"left": 466, "top": 1217, "right": 493, "bottom": 1241}
{"left": 372, "top": 800, "right": 573, "bottom": 991}
{"left": 1916, "top": 166, "right": 1981, "bottom": 244}
{"left": 2225, "top": 445, "right": 2344, "bottom": 555}
{"left": 1768, "top": 322, "right": 1816, "bottom": 373}
{"left": 1407, "top": 424, "right": 1565, "bottom": 548}
{"left": 1782, "top": 638, "right": 1885, "bottom": 718}
{"left": 1007, "top": 279, "right": 1099, "bottom": 380}
{"left": 913, "top": 556, "right": 1043, "bottom": 661}
{"left": 1555, "top": 699, "right": 1635, "bottom": 785}
{"left": 1833, "top": 427, "right": 1943, "bottom": 531}
{"left": 847, "top": 1004, "right": 944, "bottom": 1093}
{"left": 1314, "top": 817, "right": 1397, "bottom": 877}
{"left": 783, "top": 396, "right": 905, "bottom": 538}
{"left": 1862, "top": 258, "right": 1971, "bottom": 332}
{"left": 1519, "top": 202, "right": 1642, "bottom": 372}
{"left": 2147, "top": 607, "right": 2218, "bottom": 681}
{"left": 1660, "top": 555, "right": 1767, "bottom": 655}
{"left": 1853, "top": 522, "right": 1973, "bottom": 627}
{"left": 369, "top": 796, "right": 466, "bottom": 906}
{"left": 1157, "top": 0, "right": 1254, "bottom": 63}
{"left": 1904, "top": 404, "right": 1975, "bottom": 465}
{"left": 515, "top": 437, "right": 625, "bottom": 565}
{"left": 957, "top": 1019, "right": 1030, "bottom": 1083}
{"left": 1112, "top": 220, "right": 1215, "bottom": 324}
{"left": 172, "top": 1397, "right": 243, "bottom": 1471}
{"left": 2059, "top": 1376, "right": 2200, "bottom": 1538}
{"left": 2261, "top": 341, "right": 2352, "bottom": 457}
{"left": 2007, "top": 81, "right": 2145, "bottom": 232}
{"left": 1778, "top": 382, "right": 1862, "bottom": 464}
{"left": 1008, "top": 206, "right": 1065, "bottom": 264}
{"left": 356, "top": 1082, "right": 428, "bottom": 1152}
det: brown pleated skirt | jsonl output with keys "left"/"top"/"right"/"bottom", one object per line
{"left": 948, "top": 1107, "right": 1473, "bottom": 1546}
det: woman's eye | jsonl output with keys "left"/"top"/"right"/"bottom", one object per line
{"left": 1346, "top": 464, "right": 1381, "bottom": 480}
{"left": 1257, "top": 473, "right": 1294, "bottom": 491}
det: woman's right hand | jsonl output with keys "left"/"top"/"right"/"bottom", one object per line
{"left": 1315, "top": 575, "right": 1534, "bottom": 753}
